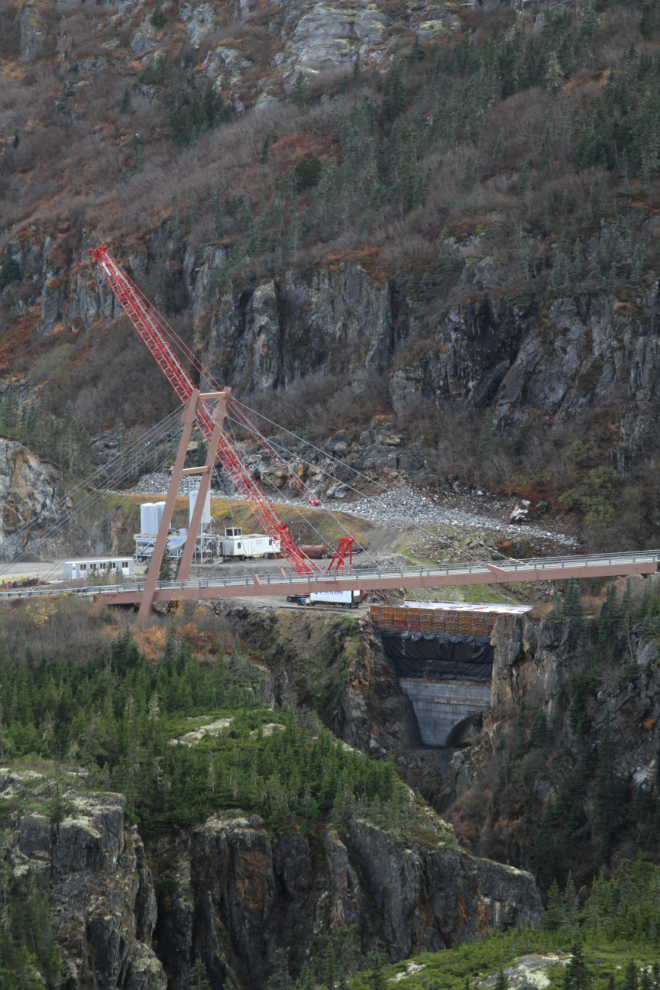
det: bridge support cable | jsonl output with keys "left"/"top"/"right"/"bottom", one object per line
{"left": 234, "top": 423, "right": 378, "bottom": 569}
{"left": 222, "top": 410, "right": 513, "bottom": 568}
{"left": 0, "top": 412, "right": 186, "bottom": 573}
{"left": 89, "top": 246, "right": 320, "bottom": 576}
{"left": 0, "top": 407, "right": 184, "bottom": 569}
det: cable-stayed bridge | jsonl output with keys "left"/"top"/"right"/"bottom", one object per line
{"left": 0, "top": 550, "right": 657, "bottom": 605}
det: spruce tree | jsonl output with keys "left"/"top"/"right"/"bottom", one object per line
{"left": 623, "top": 962, "right": 638, "bottom": 990}
{"left": 563, "top": 577, "right": 583, "bottom": 618}
{"left": 120, "top": 87, "right": 131, "bottom": 114}
{"left": 562, "top": 931, "right": 591, "bottom": 990}
{"left": 410, "top": 36, "right": 426, "bottom": 61}
{"left": 495, "top": 969, "right": 509, "bottom": 990}
{"left": 369, "top": 951, "right": 387, "bottom": 990}
{"left": 546, "top": 51, "right": 563, "bottom": 94}
{"left": 260, "top": 133, "right": 273, "bottom": 164}
{"left": 0, "top": 246, "right": 21, "bottom": 289}
{"left": 290, "top": 72, "right": 308, "bottom": 107}
{"left": 594, "top": 711, "right": 618, "bottom": 863}
{"left": 531, "top": 709, "right": 548, "bottom": 748}
{"left": 543, "top": 878, "right": 565, "bottom": 931}
{"left": 564, "top": 871, "right": 577, "bottom": 920}
{"left": 325, "top": 942, "right": 336, "bottom": 990}
{"left": 514, "top": 700, "right": 528, "bottom": 757}
{"left": 158, "top": 539, "right": 174, "bottom": 581}
{"left": 382, "top": 65, "right": 406, "bottom": 122}
{"left": 269, "top": 950, "right": 293, "bottom": 990}
{"left": 151, "top": 0, "right": 167, "bottom": 27}
{"left": 190, "top": 957, "right": 211, "bottom": 990}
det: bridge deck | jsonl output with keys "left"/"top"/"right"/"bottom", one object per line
{"left": 0, "top": 550, "right": 657, "bottom": 604}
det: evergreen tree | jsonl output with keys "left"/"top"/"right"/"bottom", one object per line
{"left": 0, "top": 246, "right": 21, "bottom": 289}
{"left": 382, "top": 65, "right": 406, "bottom": 122}
{"left": 325, "top": 941, "right": 336, "bottom": 989}
{"left": 290, "top": 72, "right": 308, "bottom": 107}
{"left": 260, "top": 133, "right": 273, "bottom": 164}
{"left": 495, "top": 969, "right": 509, "bottom": 990}
{"left": 514, "top": 700, "right": 528, "bottom": 757}
{"left": 531, "top": 709, "right": 548, "bottom": 748}
{"left": 546, "top": 51, "right": 564, "bottom": 94}
{"left": 269, "top": 950, "right": 293, "bottom": 990}
{"left": 410, "top": 36, "right": 426, "bottom": 62}
{"left": 543, "top": 878, "right": 565, "bottom": 931}
{"left": 564, "top": 871, "right": 577, "bottom": 920}
{"left": 623, "top": 962, "right": 638, "bottom": 990}
{"left": 563, "top": 577, "right": 583, "bottom": 618}
{"left": 369, "top": 952, "right": 387, "bottom": 990}
{"left": 190, "top": 957, "right": 211, "bottom": 990}
{"left": 151, "top": 0, "right": 167, "bottom": 27}
{"left": 158, "top": 540, "right": 175, "bottom": 581}
{"left": 562, "top": 931, "right": 591, "bottom": 990}
{"left": 594, "top": 711, "right": 618, "bottom": 863}
{"left": 120, "top": 88, "right": 131, "bottom": 114}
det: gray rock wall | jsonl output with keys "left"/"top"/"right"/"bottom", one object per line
{"left": 153, "top": 811, "right": 542, "bottom": 989}
{"left": 2, "top": 769, "right": 166, "bottom": 990}
{"left": 5, "top": 223, "right": 660, "bottom": 473}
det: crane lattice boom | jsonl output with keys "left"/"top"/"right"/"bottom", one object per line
{"left": 89, "top": 246, "right": 317, "bottom": 575}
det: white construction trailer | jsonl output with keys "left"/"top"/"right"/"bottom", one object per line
{"left": 63, "top": 558, "right": 134, "bottom": 580}
{"left": 220, "top": 528, "right": 279, "bottom": 559}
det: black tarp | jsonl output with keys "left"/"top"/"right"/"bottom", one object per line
{"left": 381, "top": 631, "right": 493, "bottom": 681}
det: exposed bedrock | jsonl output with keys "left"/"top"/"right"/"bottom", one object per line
{"left": 152, "top": 812, "right": 542, "bottom": 989}
{"left": 10, "top": 222, "right": 660, "bottom": 471}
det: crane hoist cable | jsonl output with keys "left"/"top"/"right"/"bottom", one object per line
{"left": 88, "top": 246, "right": 320, "bottom": 577}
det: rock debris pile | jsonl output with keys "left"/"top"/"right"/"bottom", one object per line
{"left": 348, "top": 488, "right": 579, "bottom": 550}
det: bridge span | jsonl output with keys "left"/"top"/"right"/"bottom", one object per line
{"left": 0, "top": 549, "right": 657, "bottom": 605}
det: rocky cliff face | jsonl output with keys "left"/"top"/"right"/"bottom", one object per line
{"left": 8, "top": 219, "right": 660, "bottom": 487}
{"left": 1, "top": 766, "right": 543, "bottom": 990}
{"left": 2, "top": 768, "right": 166, "bottom": 990}
{"left": 0, "top": 439, "right": 64, "bottom": 559}
{"left": 152, "top": 811, "right": 542, "bottom": 989}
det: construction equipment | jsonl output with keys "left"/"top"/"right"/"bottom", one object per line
{"left": 327, "top": 536, "right": 355, "bottom": 573}
{"left": 88, "top": 246, "right": 321, "bottom": 577}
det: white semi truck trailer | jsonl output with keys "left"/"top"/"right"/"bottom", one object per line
{"left": 286, "top": 589, "right": 363, "bottom": 608}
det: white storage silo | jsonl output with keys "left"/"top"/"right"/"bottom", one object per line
{"left": 155, "top": 501, "right": 166, "bottom": 532}
{"left": 140, "top": 502, "right": 155, "bottom": 536}
{"left": 188, "top": 486, "right": 211, "bottom": 526}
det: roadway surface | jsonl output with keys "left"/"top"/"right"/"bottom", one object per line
{"left": 0, "top": 549, "right": 657, "bottom": 603}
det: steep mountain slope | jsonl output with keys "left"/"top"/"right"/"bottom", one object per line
{"left": 2, "top": 0, "right": 660, "bottom": 549}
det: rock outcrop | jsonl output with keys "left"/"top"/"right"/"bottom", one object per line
{"left": 2, "top": 768, "right": 167, "bottom": 990}
{"left": 0, "top": 438, "right": 64, "bottom": 557}
{"left": 1, "top": 764, "right": 543, "bottom": 990}
{"left": 153, "top": 811, "right": 543, "bottom": 989}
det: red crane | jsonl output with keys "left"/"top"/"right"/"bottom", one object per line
{"left": 88, "top": 246, "right": 320, "bottom": 576}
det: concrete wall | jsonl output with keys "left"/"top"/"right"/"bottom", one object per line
{"left": 398, "top": 678, "right": 491, "bottom": 747}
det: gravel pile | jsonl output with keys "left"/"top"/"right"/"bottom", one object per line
{"left": 125, "top": 469, "right": 239, "bottom": 497}
{"left": 346, "top": 488, "right": 579, "bottom": 548}
{"left": 122, "top": 473, "right": 577, "bottom": 553}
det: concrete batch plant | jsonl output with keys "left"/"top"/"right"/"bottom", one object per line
{"left": 134, "top": 483, "right": 279, "bottom": 563}
{"left": 134, "top": 484, "right": 216, "bottom": 562}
